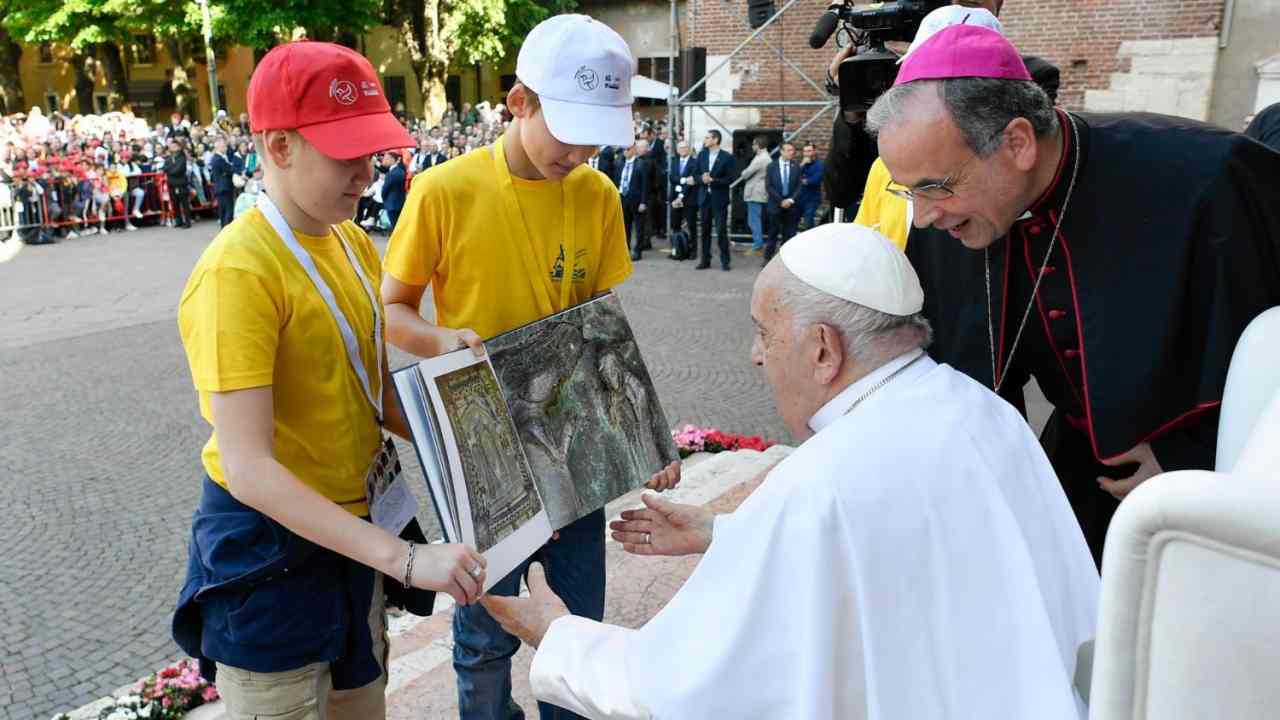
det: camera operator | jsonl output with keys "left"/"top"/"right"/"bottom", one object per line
{"left": 819, "top": 0, "right": 1059, "bottom": 240}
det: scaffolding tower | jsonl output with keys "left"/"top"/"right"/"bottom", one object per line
{"left": 664, "top": 0, "right": 839, "bottom": 241}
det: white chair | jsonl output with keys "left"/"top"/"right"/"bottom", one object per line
{"left": 1087, "top": 306, "right": 1280, "bottom": 719}
{"left": 1216, "top": 306, "right": 1280, "bottom": 472}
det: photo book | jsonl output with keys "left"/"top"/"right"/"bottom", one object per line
{"left": 392, "top": 292, "right": 679, "bottom": 590}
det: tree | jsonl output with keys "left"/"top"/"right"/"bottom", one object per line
{"left": 4, "top": 0, "right": 139, "bottom": 110}
{"left": 0, "top": 21, "right": 25, "bottom": 114}
{"left": 388, "top": 0, "right": 576, "bottom": 125}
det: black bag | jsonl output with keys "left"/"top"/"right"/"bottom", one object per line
{"left": 670, "top": 229, "right": 691, "bottom": 260}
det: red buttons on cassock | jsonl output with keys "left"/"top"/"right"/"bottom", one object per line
{"left": 1064, "top": 348, "right": 1080, "bottom": 359}
{"left": 1043, "top": 265, "right": 1057, "bottom": 274}
{"left": 1048, "top": 309, "right": 1067, "bottom": 320}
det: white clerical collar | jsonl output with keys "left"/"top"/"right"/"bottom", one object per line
{"left": 808, "top": 349, "right": 927, "bottom": 434}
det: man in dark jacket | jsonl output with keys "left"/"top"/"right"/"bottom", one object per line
{"left": 208, "top": 138, "right": 236, "bottom": 228}
{"left": 764, "top": 141, "right": 802, "bottom": 261}
{"left": 696, "top": 130, "right": 736, "bottom": 271}
{"left": 615, "top": 141, "right": 654, "bottom": 260}
{"left": 668, "top": 140, "right": 701, "bottom": 261}
{"left": 869, "top": 24, "right": 1280, "bottom": 566}
{"left": 380, "top": 151, "right": 408, "bottom": 233}
{"left": 163, "top": 139, "right": 193, "bottom": 228}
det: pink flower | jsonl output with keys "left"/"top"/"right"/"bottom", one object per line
{"left": 161, "top": 697, "right": 172, "bottom": 708}
{"left": 202, "top": 686, "right": 220, "bottom": 702}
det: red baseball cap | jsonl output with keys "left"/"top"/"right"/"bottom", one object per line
{"left": 247, "top": 41, "right": 413, "bottom": 160}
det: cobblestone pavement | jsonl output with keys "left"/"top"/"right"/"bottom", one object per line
{"left": 0, "top": 224, "right": 791, "bottom": 720}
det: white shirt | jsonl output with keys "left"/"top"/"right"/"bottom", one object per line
{"left": 706, "top": 149, "right": 720, "bottom": 171}
{"left": 529, "top": 356, "right": 1099, "bottom": 720}
{"left": 620, "top": 158, "right": 635, "bottom": 194}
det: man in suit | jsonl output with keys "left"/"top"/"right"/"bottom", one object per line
{"left": 208, "top": 137, "right": 236, "bottom": 228}
{"left": 764, "top": 141, "right": 802, "bottom": 261}
{"left": 380, "top": 150, "right": 408, "bottom": 233}
{"left": 669, "top": 140, "right": 700, "bottom": 261}
{"left": 412, "top": 139, "right": 446, "bottom": 172}
{"left": 696, "top": 129, "right": 735, "bottom": 271}
{"left": 591, "top": 145, "right": 618, "bottom": 185}
{"left": 616, "top": 140, "right": 653, "bottom": 260}
{"left": 642, "top": 128, "right": 667, "bottom": 248}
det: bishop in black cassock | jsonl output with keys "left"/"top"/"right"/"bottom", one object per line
{"left": 869, "top": 24, "right": 1280, "bottom": 565}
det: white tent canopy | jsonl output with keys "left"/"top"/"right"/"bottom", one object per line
{"left": 632, "top": 75, "right": 678, "bottom": 101}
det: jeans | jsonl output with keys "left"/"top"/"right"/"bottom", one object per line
{"left": 799, "top": 195, "right": 821, "bottom": 230}
{"left": 454, "top": 509, "right": 606, "bottom": 720}
{"left": 746, "top": 201, "right": 765, "bottom": 250}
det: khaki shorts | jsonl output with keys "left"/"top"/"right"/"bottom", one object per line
{"left": 217, "top": 573, "right": 389, "bottom": 720}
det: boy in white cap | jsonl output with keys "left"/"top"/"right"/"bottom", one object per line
{"left": 381, "top": 15, "right": 680, "bottom": 720}
{"left": 173, "top": 41, "right": 486, "bottom": 720}
{"left": 484, "top": 223, "right": 1098, "bottom": 720}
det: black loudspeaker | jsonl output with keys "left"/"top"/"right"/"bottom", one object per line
{"left": 730, "top": 128, "right": 783, "bottom": 236}
{"left": 747, "top": 0, "right": 776, "bottom": 29}
{"left": 679, "top": 47, "right": 706, "bottom": 103}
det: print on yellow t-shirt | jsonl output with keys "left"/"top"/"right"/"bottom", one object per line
{"left": 383, "top": 143, "right": 632, "bottom": 339}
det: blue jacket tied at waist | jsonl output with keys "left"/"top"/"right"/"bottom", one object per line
{"left": 172, "top": 477, "right": 435, "bottom": 689}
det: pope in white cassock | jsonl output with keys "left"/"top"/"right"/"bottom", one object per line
{"left": 483, "top": 224, "right": 1100, "bottom": 719}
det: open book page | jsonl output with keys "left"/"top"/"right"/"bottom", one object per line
{"left": 392, "top": 366, "right": 461, "bottom": 542}
{"left": 487, "top": 292, "right": 680, "bottom": 529}
{"left": 411, "top": 349, "right": 553, "bottom": 591}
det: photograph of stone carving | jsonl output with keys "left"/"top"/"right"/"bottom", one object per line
{"left": 435, "top": 362, "right": 544, "bottom": 552}
{"left": 487, "top": 293, "right": 679, "bottom": 529}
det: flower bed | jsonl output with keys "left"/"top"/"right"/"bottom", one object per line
{"left": 672, "top": 424, "right": 776, "bottom": 458}
{"left": 55, "top": 659, "right": 218, "bottom": 720}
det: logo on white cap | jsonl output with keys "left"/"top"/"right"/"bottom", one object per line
{"left": 330, "top": 79, "right": 358, "bottom": 106}
{"left": 575, "top": 66, "right": 599, "bottom": 92}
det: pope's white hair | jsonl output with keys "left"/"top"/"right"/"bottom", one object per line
{"left": 774, "top": 262, "right": 932, "bottom": 362}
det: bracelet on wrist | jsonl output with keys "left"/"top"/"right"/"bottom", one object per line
{"left": 402, "top": 540, "right": 417, "bottom": 590}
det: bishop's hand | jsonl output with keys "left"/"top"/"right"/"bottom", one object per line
{"left": 1097, "top": 442, "right": 1164, "bottom": 500}
{"left": 610, "top": 493, "right": 712, "bottom": 557}
{"left": 480, "top": 563, "right": 568, "bottom": 649}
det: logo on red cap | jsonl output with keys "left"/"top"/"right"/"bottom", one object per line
{"left": 329, "top": 79, "right": 358, "bottom": 106}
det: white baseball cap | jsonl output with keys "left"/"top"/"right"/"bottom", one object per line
{"left": 899, "top": 6, "right": 1003, "bottom": 64}
{"left": 516, "top": 14, "right": 637, "bottom": 147}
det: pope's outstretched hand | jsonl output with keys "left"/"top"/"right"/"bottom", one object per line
{"left": 481, "top": 563, "right": 569, "bottom": 649}
{"left": 609, "top": 493, "right": 713, "bottom": 557}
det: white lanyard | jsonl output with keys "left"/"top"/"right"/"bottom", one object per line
{"left": 257, "top": 191, "right": 384, "bottom": 421}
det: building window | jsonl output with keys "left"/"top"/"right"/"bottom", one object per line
{"left": 38, "top": 43, "right": 55, "bottom": 64}
{"left": 45, "top": 93, "right": 58, "bottom": 113}
{"left": 217, "top": 84, "right": 227, "bottom": 112}
{"left": 94, "top": 93, "right": 109, "bottom": 114}
{"left": 190, "top": 36, "right": 207, "bottom": 62}
{"left": 638, "top": 56, "right": 673, "bottom": 82}
{"left": 383, "top": 75, "right": 407, "bottom": 112}
{"left": 131, "top": 34, "right": 157, "bottom": 65}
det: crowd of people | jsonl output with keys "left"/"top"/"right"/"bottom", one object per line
{"left": 0, "top": 106, "right": 268, "bottom": 243}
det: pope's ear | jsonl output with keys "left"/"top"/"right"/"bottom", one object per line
{"left": 812, "top": 323, "right": 845, "bottom": 384}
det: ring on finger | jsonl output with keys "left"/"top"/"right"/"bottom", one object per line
{"left": 643, "top": 532, "right": 651, "bottom": 545}
{"left": 469, "top": 565, "right": 482, "bottom": 578}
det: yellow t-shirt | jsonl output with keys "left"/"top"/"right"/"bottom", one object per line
{"left": 854, "top": 157, "right": 911, "bottom": 251}
{"left": 178, "top": 208, "right": 384, "bottom": 516}
{"left": 383, "top": 144, "right": 632, "bottom": 338}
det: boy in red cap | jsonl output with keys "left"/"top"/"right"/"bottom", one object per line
{"left": 172, "top": 41, "right": 486, "bottom": 719}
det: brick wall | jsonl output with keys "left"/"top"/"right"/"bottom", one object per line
{"left": 999, "top": 0, "right": 1225, "bottom": 112}
{"left": 680, "top": 0, "right": 1227, "bottom": 146}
